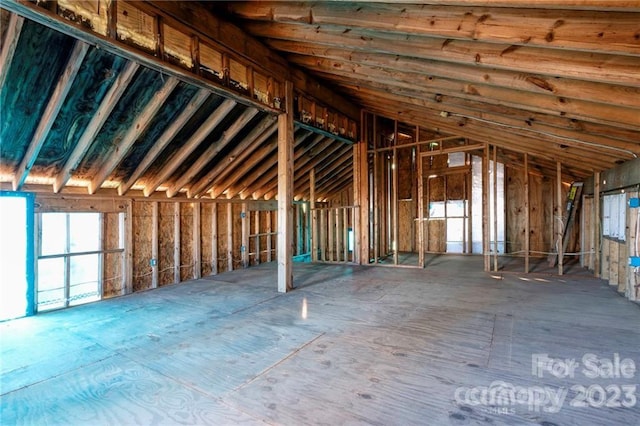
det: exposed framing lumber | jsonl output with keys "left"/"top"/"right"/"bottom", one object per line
{"left": 252, "top": 132, "right": 327, "bottom": 199}
{"left": 493, "top": 145, "right": 498, "bottom": 272}
{"left": 232, "top": 131, "right": 313, "bottom": 200}
{"left": 346, "top": 82, "right": 640, "bottom": 155}
{"left": 254, "top": 210, "right": 260, "bottom": 265}
{"left": 125, "top": 199, "right": 134, "bottom": 294}
{"left": 151, "top": 201, "right": 159, "bottom": 289}
{"left": 0, "top": 12, "right": 24, "bottom": 90}
{"left": 310, "top": 168, "right": 318, "bottom": 262}
{"left": 228, "top": 2, "right": 640, "bottom": 55}
{"left": 297, "top": 57, "right": 640, "bottom": 132}
{"left": 119, "top": 88, "right": 210, "bottom": 196}
{"left": 557, "top": 161, "right": 564, "bottom": 276}
{"left": 54, "top": 61, "right": 139, "bottom": 193}
{"left": 246, "top": 21, "right": 640, "bottom": 87}
{"left": 13, "top": 40, "right": 89, "bottom": 191}
{"left": 270, "top": 41, "right": 640, "bottom": 110}
{"left": 207, "top": 128, "right": 282, "bottom": 199}
{"left": 173, "top": 202, "right": 181, "bottom": 284}
{"left": 143, "top": 98, "right": 236, "bottom": 197}
{"left": 483, "top": 144, "right": 490, "bottom": 272}
{"left": 266, "top": 210, "right": 273, "bottom": 262}
{"left": 227, "top": 202, "right": 233, "bottom": 272}
{"left": 353, "top": 129, "right": 369, "bottom": 265}
{"left": 193, "top": 202, "right": 201, "bottom": 279}
{"left": 317, "top": 1, "right": 639, "bottom": 10}
{"left": 211, "top": 203, "right": 218, "bottom": 275}
{"left": 277, "top": 80, "right": 294, "bottom": 292}
{"left": 594, "top": 172, "right": 601, "bottom": 278}
{"left": 242, "top": 203, "right": 249, "bottom": 268}
{"left": 167, "top": 107, "right": 260, "bottom": 198}
{"left": 524, "top": 153, "right": 530, "bottom": 274}
{"left": 188, "top": 116, "right": 278, "bottom": 198}
{"left": 90, "top": 76, "right": 179, "bottom": 194}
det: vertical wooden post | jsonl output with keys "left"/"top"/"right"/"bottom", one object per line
{"left": 392, "top": 124, "right": 399, "bottom": 265}
{"left": 151, "top": 201, "right": 159, "bottom": 288}
{"left": 173, "top": 202, "right": 181, "bottom": 284}
{"left": 417, "top": 152, "right": 425, "bottom": 268}
{"left": 328, "top": 208, "right": 335, "bottom": 261}
{"left": 227, "top": 202, "right": 233, "bottom": 272}
{"left": 124, "top": 200, "right": 133, "bottom": 294}
{"left": 193, "top": 203, "right": 201, "bottom": 279}
{"left": 467, "top": 166, "right": 473, "bottom": 254}
{"left": 254, "top": 210, "right": 260, "bottom": 265}
{"left": 277, "top": 80, "right": 294, "bottom": 292}
{"left": 524, "top": 153, "right": 530, "bottom": 274}
{"left": 211, "top": 203, "right": 218, "bottom": 275}
{"left": 310, "top": 168, "right": 318, "bottom": 262}
{"left": 266, "top": 210, "right": 273, "bottom": 263}
{"left": 557, "top": 162, "right": 564, "bottom": 276}
{"left": 343, "top": 208, "right": 349, "bottom": 262}
{"left": 336, "top": 207, "right": 343, "bottom": 261}
{"left": 320, "top": 209, "right": 327, "bottom": 261}
{"left": 594, "top": 172, "right": 601, "bottom": 278}
{"left": 491, "top": 146, "right": 498, "bottom": 271}
{"left": 483, "top": 144, "right": 490, "bottom": 272}
{"left": 353, "top": 119, "right": 370, "bottom": 264}
{"left": 242, "top": 202, "right": 249, "bottom": 268}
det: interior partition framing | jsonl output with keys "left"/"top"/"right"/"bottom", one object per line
{"left": 8, "top": 194, "right": 279, "bottom": 315}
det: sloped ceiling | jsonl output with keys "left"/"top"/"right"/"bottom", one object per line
{"left": 0, "top": 7, "right": 352, "bottom": 201}
{"left": 219, "top": 1, "right": 640, "bottom": 179}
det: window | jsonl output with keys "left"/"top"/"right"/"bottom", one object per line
{"left": 603, "top": 193, "right": 627, "bottom": 241}
{"left": 37, "top": 213, "right": 102, "bottom": 311}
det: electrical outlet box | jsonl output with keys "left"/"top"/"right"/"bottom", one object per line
{"left": 630, "top": 257, "right": 640, "bottom": 267}
{"left": 629, "top": 198, "right": 640, "bottom": 208}
{"left": 150, "top": 258, "right": 157, "bottom": 267}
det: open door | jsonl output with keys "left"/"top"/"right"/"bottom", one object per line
{"left": 0, "top": 192, "right": 35, "bottom": 321}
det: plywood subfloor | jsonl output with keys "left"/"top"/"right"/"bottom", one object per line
{"left": 1, "top": 257, "right": 639, "bottom": 425}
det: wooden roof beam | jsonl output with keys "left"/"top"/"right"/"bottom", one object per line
{"left": 166, "top": 106, "right": 259, "bottom": 198}
{"left": 0, "top": 12, "right": 24, "bottom": 89}
{"left": 13, "top": 40, "right": 89, "bottom": 191}
{"left": 234, "top": 132, "right": 325, "bottom": 200}
{"left": 228, "top": 2, "right": 640, "bottom": 56}
{"left": 358, "top": 100, "right": 619, "bottom": 170}
{"left": 187, "top": 115, "right": 278, "bottom": 198}
{"left": 143, "top": 98, "right": 236, "bottom": 197}
{"left": 269, "top": 41, "right": 640, "bottom": 110}
{"left": 264, "top": 138, "right": 347, "bottom": 200}
{"left": 118, "top": 88, "right": 211, "bottom": 196}
{"left": 318, "top": 1, "right": 640, "bottom": 12}
{"left": 246, "top": 22, "right": 640, "bottom": 87}
{"left": 195, "top": 123, "right": 282, "bottom": 198}
{"left": 89, "top": 76, "right": 179, "bottom": 194}
{"left": 361, "top": 103, "right": 615, "bottom": 173}
{"left": 53, "top": 61, "right": 139, "bottom": 193}
{"left": 332, "top": 79, "right": 640, "bottom": 155}
{"left": 293, "top": 145, "right": 352, "bottom": 200}
{"left": 291, "top": 55, "right": 640, "bottom": 131}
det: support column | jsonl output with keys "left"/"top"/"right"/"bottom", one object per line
{"left": 353, "top": 127, "right": 370, "bottom": 265}
{"left": 483, "top": 144, "right": 490, "bottom": 272}
{"left": 524, "top": 154, "right": 530, "bottom": 274}
{"left": 493, "top": 146, "right": 498, "bottom": 272}
{"left": 173, "top": 202, "right": 181, "bottom": 284}
{"left": 277, "top": 81, "right": 294, "bottom": 293}
{"left": 310, "top": 168, "right": 318, "bottom": 262}
{"left": 151, "top": 201, "right": 159, "bottom": 288}
{"left": 594, "top": 172, "right": 601, "bottom": 278}
{"left": 193, "top": 202, "right": 201, "bottom": 279}
{"left": 557, "top": 162, "right": 564, "bottom": 276}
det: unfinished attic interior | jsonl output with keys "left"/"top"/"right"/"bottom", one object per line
{"left": 0, "top": 1, "right": 639, "bottom": 424}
